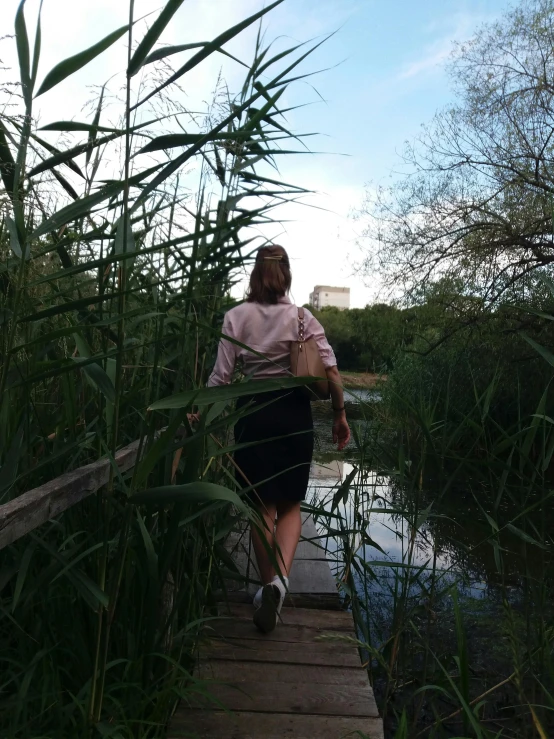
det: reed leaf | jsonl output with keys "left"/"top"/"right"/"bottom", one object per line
{"left": 0, "top": 121, "right": 16, "bottom": 195}
{"left": 36, "top": 24, "right": 130, "bottom": 97}
{"left": 132, "top": 481, "right": 246, "bottom": 508}
{"left": 15, "top": 0, "right": 31, "bottom": 107}
{"left": 30, "top": 0, "right": 42, "bottom": 87}
{"left": 132, "top": 0, "right": 284, "bottom": 110}
{"left": 148, "top": 377, "right": 315, "bottom": 410}
{"left": 31, "top": 182, "right": 125, "bottom": 237}
{"left": 127, "top": 0, "right": 186, "bottom": 77}
{"left": 72, "top": 358, "right": 116, "bottom": 404}
{"left": 5, "top": 215, "right": 27, "bottom": 260}
{"left": 0, "top": 5, "right": 336, "bottom": 735}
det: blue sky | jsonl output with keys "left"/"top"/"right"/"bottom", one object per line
{"left": 1, "top": 0, "right": 513, "bottom": 306}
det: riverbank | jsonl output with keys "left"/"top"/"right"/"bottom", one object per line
{"left": 341, "top": 372, "right": 387, "bottom": 389}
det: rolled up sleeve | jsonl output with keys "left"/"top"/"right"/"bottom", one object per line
{"left": 207, "top": 316, "right": 237, "bottom": 386}
{"left": 305, "top": 310, "right": 337, "bottom": 368}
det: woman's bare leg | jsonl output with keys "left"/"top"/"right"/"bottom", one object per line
{"left": 250, "top": 502, "right": 277, "bottom": 585}
{"left": 274, "top": 501, "right": 302, "bottom": 579}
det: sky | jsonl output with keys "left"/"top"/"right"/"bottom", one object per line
{"left": 1, "top": 0, "right": 513, "bottom": 307}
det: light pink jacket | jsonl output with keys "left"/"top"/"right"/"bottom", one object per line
{"left": 207, "top": 296, "right": 337, "bottom": 386}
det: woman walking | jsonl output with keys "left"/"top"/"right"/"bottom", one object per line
{"left": 208, "top": 244, "right": 350, "bottom": 632}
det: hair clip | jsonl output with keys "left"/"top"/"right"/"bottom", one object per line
{"left": 263, "top": 255, "right": 283, "bottom": 261}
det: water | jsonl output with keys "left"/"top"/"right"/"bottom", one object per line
{"left": 308, "top": 394, "right": 554, "bottom": 736}
{"left": 307, "top": 394, "right": 547, "bottom": 629}
{"left": 309, "top": 393, "right": 547, "bottom": 587}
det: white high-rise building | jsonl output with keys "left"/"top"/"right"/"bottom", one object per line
{"left": 309, "top": 285, "right": 350, "bottom": 311}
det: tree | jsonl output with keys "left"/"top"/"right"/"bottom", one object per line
{"left": 359, "top": 0, "right": 554, "bottom": 308}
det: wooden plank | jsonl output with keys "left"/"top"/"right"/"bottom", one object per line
{"left": 176, "top": 515, "right": 384, "bottom": 738}
{"left": 232, "top": 561, "right": 337, "bottom": 597}
{"left": 169, "top": 710, "right": 385, "bottom": 739}
{"left": 293, "top": 519, "right": 337, "bottom": 594}
{"left": 218, "top": 603, "right": 354, "bottom": 630}
{"left": 206, "top": 619, "right": 354, "bottom": 644}
{"left": 202, "top": 639, "right": 362, "bottom": 667}
{"left": 289, "top": 558, "right": 337, "bottom": 594}
{"left": 220, "top": 589, "right": 343, "bottom": 610}
{"left": 188, "top": 681, "right": 378, "bottom": 717}
{"left": 225, "top": 517, "right": 338, "bottom": 599}
{"left": 296, "top": 517, "right": 329, "bottom": 560}
{"left": 227, "top": 518, "right": 331, "bottom": 561}
{"left": 294, "top": 539, "right": 331, "bottom": 560}
{"left": 199, "top": 660, "right": 370, "bottom": 688}
{"left": 0, "top": 439, "right": 141, "bottom": 550}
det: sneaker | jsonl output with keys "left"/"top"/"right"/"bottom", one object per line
{"left": 253, "top": 583, "right": 281, "bottom": 633}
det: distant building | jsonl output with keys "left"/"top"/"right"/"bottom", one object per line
{"left": 309, "top": 285, "right": 350, "bottom": 311}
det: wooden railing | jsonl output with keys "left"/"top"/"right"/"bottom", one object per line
{"left": 0, "top": 440, "right": 142, "bottom": 550}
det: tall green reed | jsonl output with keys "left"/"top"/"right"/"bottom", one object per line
{"left": 0, "top": 1, "right": 329, "bottom": 735}
{"left": 309, "top": 368, "right": 554, "bottom": 737}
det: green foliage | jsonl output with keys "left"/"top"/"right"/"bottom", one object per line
{"left": 0, "top": 2, "right": 327, "bottom": 736}
{"left": 379, "top": 276, "right": 554, "bottom": 445}
{"left": 310, "top": 303, "right": 411, "bottom": 372}
{"left": 359, "top": 0, "right": 554, "bottom": 307}
{"left": 315, "top": 363, "right": 554, "bottom": 737}
{"left": 36, "top": 24, "right": 130, "bottom": 97}
{"left": 312, "top": 272, "right": 554, "bottom": 450}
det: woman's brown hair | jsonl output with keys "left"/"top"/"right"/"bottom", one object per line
{"left": 246, "top": 244, "right": 291, "bottom": 304}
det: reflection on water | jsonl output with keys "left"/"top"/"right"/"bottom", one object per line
{"left": 310, "top": 459, "right": 344, "bottom": 480}
{"left": 344, "top": 388, "right": 382, "bottom": 403}
{"left": 307, "top": 393, "right": 553, "bottom": 738}
{"left": 308, "top": 393, "right": 551, "bottom": 618}
{"left": 308, "top": 459, "right": 489, "bottom": 601}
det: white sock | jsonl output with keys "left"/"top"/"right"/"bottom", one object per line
{"left": 272, "top": 574, "right": 289, "bottom": 589}
{"left": 253, "top": 585, "right": 264, "bottom": 608}
{"left": 271, "top": 575, "right": 288, "bottom": 613}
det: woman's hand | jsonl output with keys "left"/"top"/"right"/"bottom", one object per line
{"left": 332, "top": 410, "right": 350, "bottom": 451}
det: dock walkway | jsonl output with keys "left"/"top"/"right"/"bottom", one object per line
{"left": 170, "top": 517, "right": 384, "bottom": 738}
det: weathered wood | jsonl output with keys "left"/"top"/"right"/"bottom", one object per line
{"left": 296, "top": 515, "right": 331, "bottom": 560}
{"left": 189, "top": 681, "right": 379, "bottom": 717}
{"left": 218, "top": 603, "right": 354, "bottom": 630}
{"left": 169, "top": 710, "right": 385, "bottom": 739}
{"left": 295, "top": 538, "right": 333, "bottom": 560}
{"left": 223, "top": 550, "right": 338, "bottom": 596}
{"left": 199, "top": 660, "right": 370, "bottom": 687}
{"left": 225, "top": 517, "right": 338, "bottom": 600}
{"left": 291, "top": 518, "right": 338, "bottom": 594}
{"left": 206, "top": 619, "right": 355, "bottom": 644}
{"left": 1, "top": 435, "right": 383, "bottom": 736}
{"left": 0, "top": 439, "right": 141, "bottom": 550}
{"left": 171, "top": 510, "right": 384, "bottom": 738}
{"left": 288, "top": 559, "right": 337, "bottom": 594}
{"left": 225, "top": 515, "right": 330, "bottom": 563}
{"left": 221, "top": 589, "right": 343, "bottom": 610}
{"left": 202, "top": 639, "right": 362, "bottom": 668}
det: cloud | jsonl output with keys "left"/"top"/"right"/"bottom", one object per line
{"left": 0, "top": 0, "right": 378, "bottom": 307}
{"left": 231, "top": 180, "right": 379, "bottom": 308}
{"left": 398, "top": 41, "right": 452, "bottom": 80}
{"left": 397, "top": 10, "right": 496, "bottom": 82}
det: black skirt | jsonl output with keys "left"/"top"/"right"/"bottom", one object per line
{"left": 233, "top": 387, "right": 314, "bottom": 504}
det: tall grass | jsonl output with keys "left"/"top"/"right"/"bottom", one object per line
{"left": 310, "top": 361, "right": 554, "bottom": 737}
{"left": 0, "top": 1, "right": 327, "bottom": 735}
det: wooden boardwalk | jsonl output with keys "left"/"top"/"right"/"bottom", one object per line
{"left": 170, "top": 517, "right": 384, "bottom": 738}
